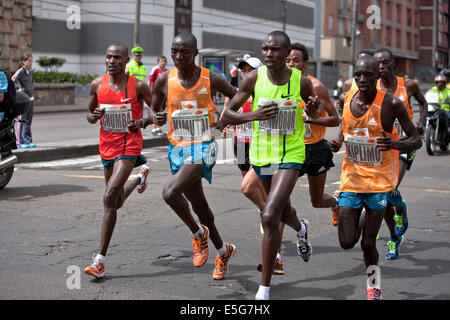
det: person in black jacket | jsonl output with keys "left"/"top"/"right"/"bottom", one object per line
{"left": 12, "top": 54, "right": 35, "bottom": 148}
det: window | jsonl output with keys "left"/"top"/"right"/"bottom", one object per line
{"left": 329, "top": 15, "right": 334, "bottom": 30}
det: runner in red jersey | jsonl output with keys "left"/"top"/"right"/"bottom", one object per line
{"left": 84, "top": 43, "right": 167, "bottom": 279}
{"left": 148, "top": 56, "right": 168, "bottom": 136}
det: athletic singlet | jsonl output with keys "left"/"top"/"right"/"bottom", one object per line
{"left": 98, "top": 74, "right": 143, "bottom": 160}
{"left": 167, "top": 67, "right": 217, "bottom": 147}
{"left": 303, "top": 74, "right": 327, "bottom": 145}
{"left": 234, "top": 100, "right": 253, "bottom": 143}
{"left": 350, "top": 78, "right": 358, "bottom": 91}
{"left": 250, "top": 66, "right": 305, "bottom": 166}
{"left": 377, "top": 77, "right": 413, "bottom": 119}
{"left": 340, "top": 89, "right": 398, "bottom": 193}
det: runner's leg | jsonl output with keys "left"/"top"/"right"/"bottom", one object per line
{"left": 99, "top": 159, "right": 135, "bottom": 256}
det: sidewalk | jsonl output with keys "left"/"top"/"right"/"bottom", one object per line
{"left": 14, "top": 97, "right": 169, "bottom": 163}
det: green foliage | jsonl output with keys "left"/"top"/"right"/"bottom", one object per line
{"left": 33, "top": 71, "right": 98, "bottom": 84}
{"left": 36, "top": 56, "right": 66, "bottom": 72}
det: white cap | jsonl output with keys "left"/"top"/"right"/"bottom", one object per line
{"left": 242, "top": 54, "right": 251, "bottom": 60}
{"left": 239, "top": 57, "right": 263, "bottom": 70}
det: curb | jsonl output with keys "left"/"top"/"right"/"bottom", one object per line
{"left": 13, "top": 136, "right": 169, "bottom": 163}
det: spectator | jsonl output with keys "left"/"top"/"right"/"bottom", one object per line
{"left": 229, "top": 57, "right": 242, "bottom": 88}
{"left": 12, "top": 54, "right": 35, "bottom": 148}
{"left": 126, "top": 46, "right": 147, "bottom": 82}
{"left": 148, "top": 56, "right": 168, "bottom": 136}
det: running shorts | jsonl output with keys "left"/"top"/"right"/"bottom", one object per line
{"left": 399, "top": 150, "right": 416, "bottom": 170}
{"left": 101, "top": 154, "right": 147, "bottom": 170}
{"left": 233, "top": 139, "right": 251, "bottom": 172}
{"left": 253, "top": 162, "right": 303, "bottom": 181}
{"left": 168, "top": 139, "right": 217, "bottom": 184}
{"left": 299, "top": 139, "right": 335, "bottom": 177}
{"left": 338, "top": 192, "right": 390, "bottom": 211}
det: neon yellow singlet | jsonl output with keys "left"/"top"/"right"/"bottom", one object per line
{"left": 250, "top": 66, "right": 305, "bottom": 166}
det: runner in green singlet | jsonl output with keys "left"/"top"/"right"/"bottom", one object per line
{"left": 215, "top": 30, "right": 322, "bottom": 300}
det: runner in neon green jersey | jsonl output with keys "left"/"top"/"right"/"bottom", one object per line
{"left": 215, "top": 30, "right": 322, "bottom": 300}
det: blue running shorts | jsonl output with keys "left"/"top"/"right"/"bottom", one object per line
{"left": 168, "top": 139, "right": 217, "bottom": 184}
{"left": 101, "top": 154, "right": 147, "bottom": 170}
{"left": 253, "top": 162, "right": 303, "bottom": 181}
{"left": 338, "top": 192, "right": 390, "bottom": 211}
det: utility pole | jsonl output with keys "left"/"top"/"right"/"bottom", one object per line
{"left": 133, "top": 0, "right": 141, "bottom": 47}
{"left": 349, "top": 0, "right": 358, "bottom": 78}
{"left": 281, "top": 0, "right": 287, "bottom": 32}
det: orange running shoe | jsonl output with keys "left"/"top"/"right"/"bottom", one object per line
{"left": 192, "top": 225, "right": 209, "bottom": 267}
{"left": 213, "top": 243, "right": 237, "bottom": 280}
{"left": 331, "top": 190, "right": 339, "bottom": 227}
{"left": 256, "top": 257, "right": 285, "bottom": 275}
{"left": 84, "top": 255, "right": 105, "bottom": 279}
{"left": 136, "top": 165, "right": 150, "bottom": 194}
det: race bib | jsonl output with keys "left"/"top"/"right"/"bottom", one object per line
{"left": 172, "top": 108, "right": 210, "bottom": 141}
{"left": 100, "top": 103, "right": 132, "bottom": 133}
{"left": 344, "top": 128, "right": 382, "bottom": 166}
{"left": 393, "top": 119, "right": 406, "bottom": 139}
{"left": 258, "top": 98, "right": 297, "bottom": 135}
{"left": 303, "top": 111, "right": 313, "bottom": 138}
{"left": 236, "top": 121, "right": 253, "bottom": 140}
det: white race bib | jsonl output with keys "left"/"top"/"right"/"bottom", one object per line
{"left": 172, "top": 108, "right": 210, "bottom": 141}
{"left": 345, "top": 130, "right": 382, "bottom": 166}
{"left": 100, "top": 103, "right": 132, "bottom": 133}
{"left": 258, "top": 98, "right": 297, "bottom": 135}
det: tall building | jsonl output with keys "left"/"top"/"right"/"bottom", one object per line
{"left": 321, "top": 0, "right": 449, "bottom": 83}
{"left": 29, "top": 0, "right": 321, "bottom": 78}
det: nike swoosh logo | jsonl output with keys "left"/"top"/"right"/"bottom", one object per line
{"left": 281, "top": 94, "right": 292, "bottom": 99}
{"left": 120, "top": 97, "right": 132, "bottom": 102}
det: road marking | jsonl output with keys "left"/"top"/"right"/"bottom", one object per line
{"left": 66, "top": 174, "right": 136, "bottom": 181}
{"left": 425, "top": 188, "right": 450, "bottom": 194}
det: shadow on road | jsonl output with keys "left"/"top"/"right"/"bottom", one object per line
{"left": 0, "top": 184, "right": 90, "bottom": 200}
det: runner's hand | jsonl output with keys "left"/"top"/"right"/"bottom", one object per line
{"left": 221, "top": 125, "right": 231, "bottom": 138}
{"left": 415, "top": 121, "right": 424, "bottom": 135}
{"left": 127, "top": 119, "right": 141, "bottom": 133}
{"left": 89, "top": 107, "right": 105, "bottom": 122}
{"left": 154, "top": 111, "right": 168, "bottom": 126}
{"left": 305, "top": 96, "right": 320, "bottom": 118}
{"left": 254, "top": 102, "right": 278, "bottom": 120}
{"left": 376, "top": 136, "right": 393, "bottom": 151}
{"left": 329, "top": 139, "right": 342, "bottom": 153}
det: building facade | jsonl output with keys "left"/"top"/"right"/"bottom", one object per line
{"left": 30, "top": 0, "right": 321, "bottom": 80}
{"left": 321, "top": 0, "right": 449, "bottom": 83}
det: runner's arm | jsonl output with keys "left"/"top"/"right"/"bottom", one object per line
{"left": 329, "top": 122, "right": 344, "bottom": 152}
{"left": 300, "top": 75, "right": 323, "bottom": 120}
{"left": 379, "top": 95, "right": 422, "bottom": 153}
{"left": 210, "top": 72, "right": 237, "bottom": 99}
{"left": 310, "top": 79, "right": 341, "bottom": 127}
{"left": 143, "top": 72, "right": 168, "bottom": 128}
{"left": 407, "top": 79, "right": 427, "bottom": 133}
{"left": 218, "top": 69, "right": 277, "bottom": 127}
{"left": 86, "top": 77, "right": 104, "bottom": 124}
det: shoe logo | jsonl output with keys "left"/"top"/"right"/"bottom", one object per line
{"left": 368, "top": 118, "right": 378, "bottom": 126}
{"left": 120, "top": 97, "right": 132, "bottom": 102}
{"left": 198, "top": 87, "right": 209, "bottom": 95}
{"left": 281, "top": 94, "right": 292, "bottom": 99}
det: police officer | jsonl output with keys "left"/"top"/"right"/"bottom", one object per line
{"left": 126, "top": 46, "right": 147, "bottom": 82}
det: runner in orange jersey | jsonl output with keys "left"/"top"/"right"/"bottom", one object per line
{"left": 84, "top": 43, "right": 167, "bottom": 279}
{"left": 329, "top": 55, "right": 422, "bottom": 300}
{"left": 146, "top": 32, "right": 238, "bottom": 280}
{"left": 373, "top": 48, "right": 428, "bottom": 260}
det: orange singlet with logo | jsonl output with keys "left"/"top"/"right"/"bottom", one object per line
{"left": 377, "top": 76, "right": 413, "bottom": 120}
{"left": 340, "top": 89, "right": 398, "bottom": 193}
{"left": 98, "top": 74, "right": 143, "bottom": 160}
{"left": 166, "top": 67, "right": 217, "bottom": 147}
{"left": 303, "top": 74, "right": 327, "bottom": 145}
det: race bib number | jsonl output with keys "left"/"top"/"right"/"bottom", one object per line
{"left": 344, "top": 129, "right": 382, "bottom": 166}
{"left": 172, "top": 108, "right": 210, "bottom": 141}
{"left": 258, "top": 98, "right": 297, "bottom": 135}
{"left": 100, "top": 103, "right": 132, "bottom": 133}
{"left": 236, "top": 121, "right": 253, "bottom": 140}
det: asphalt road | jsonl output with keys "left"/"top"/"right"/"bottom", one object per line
{"left": 1, "top": 115, "right": 449, "bottom": 301}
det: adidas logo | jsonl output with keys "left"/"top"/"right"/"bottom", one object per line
{"left": 368, "top": 118, "right": 378, "bottom": 126}
{"left": 378, "top": 199, "right": 387, "bottom": 207}
{"left": 198, "top": 87, "right": 209, "bottom": 95}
